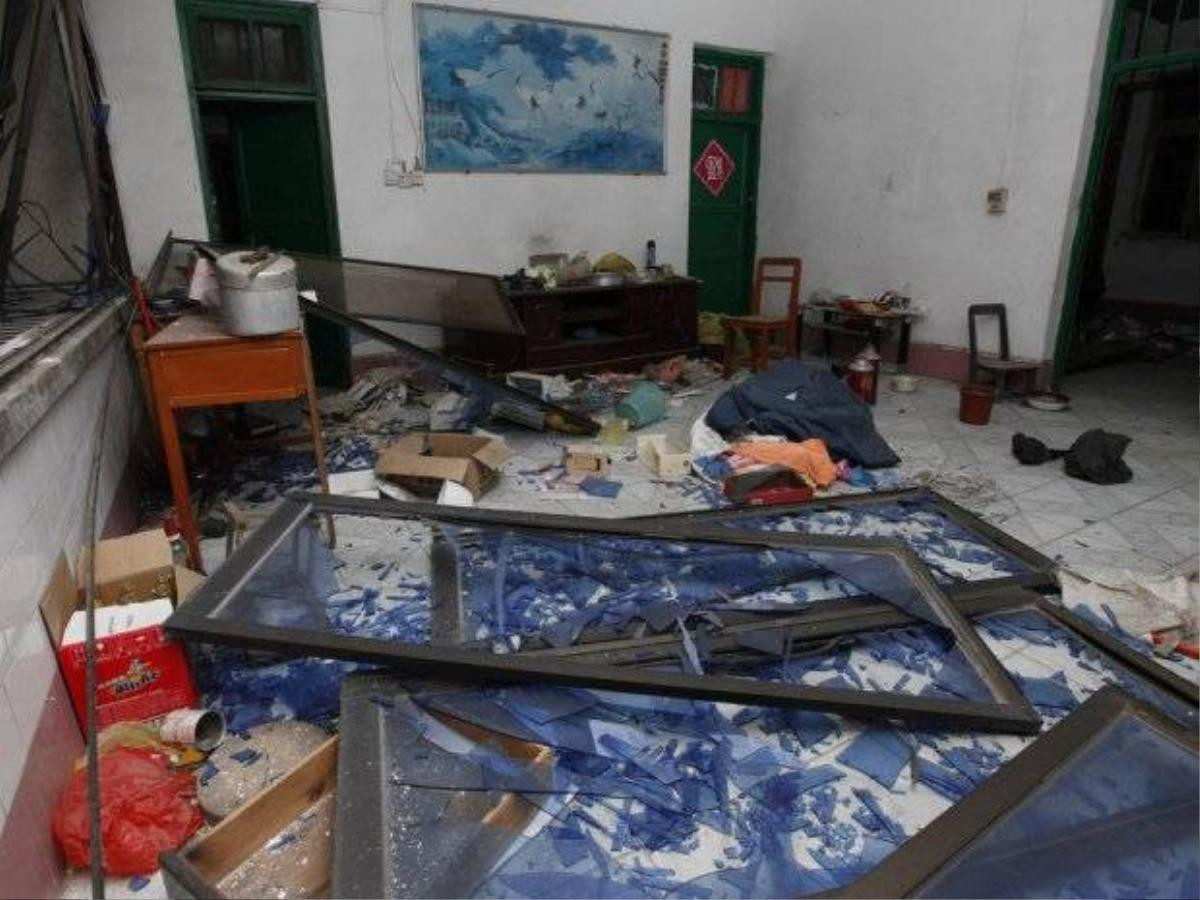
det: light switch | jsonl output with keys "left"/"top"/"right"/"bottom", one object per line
{"left": 986, "top": 187, "right": 1008, "bottom": 214}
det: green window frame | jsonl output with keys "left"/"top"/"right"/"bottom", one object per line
{"left": 180, "top": 0, "right": 315, "bottom": 94}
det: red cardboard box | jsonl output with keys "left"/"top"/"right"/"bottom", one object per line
{"left": 39, "top": 532, "right": 202, "bottom": 731}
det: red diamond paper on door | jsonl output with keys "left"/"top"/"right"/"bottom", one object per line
{"left": 693, "top": 139, "right": 735, "bottom": 197}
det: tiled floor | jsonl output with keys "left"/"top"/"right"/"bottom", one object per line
{"left": 64, "top": 357, "right": 1196, "bottom": 900}
{"left": 874, "top": 359, "right": 1198, "bottom": 578}
{"left": 482, "top": 359, "right": 1198, "bottom": 580}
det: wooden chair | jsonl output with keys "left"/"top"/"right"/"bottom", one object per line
{"left": 968, "top": 303, "right": 1039, "bottom": 397}
{"left": 721, "top": 257, "right": 803, "bottom": 378}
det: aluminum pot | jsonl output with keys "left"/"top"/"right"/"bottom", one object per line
{"left": 216, "top": 251, "right": 300, "bottom": 336}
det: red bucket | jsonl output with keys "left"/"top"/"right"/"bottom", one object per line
{"left": 959, "top": 383, "right": 995, "bottom": 425}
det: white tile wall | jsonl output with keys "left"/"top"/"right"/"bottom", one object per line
{"left": 0, "top": 337, "right": 136, "bottom": 879}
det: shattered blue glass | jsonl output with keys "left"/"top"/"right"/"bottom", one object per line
{"left": 916, "top": 713, "right": 1199, "bottom": 899}
{"left": 715, "top": 496, "right": 1028, "bottom": 585}
{"left": 977, "top": 607, "right": 1198, "bottom": 727}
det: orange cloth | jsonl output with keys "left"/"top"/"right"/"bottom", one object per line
{"left": 730, "top": 439, "right": 838, "bottom": 488}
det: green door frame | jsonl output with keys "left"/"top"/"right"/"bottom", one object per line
{"left": 175, "top": 0, "right": 341, "bottom": 255}
{"left": 689, "top": 47, "right": 764, "bottom": 314}
{"left": 1051, "top": 0, "right": 1200, "bottom": 380}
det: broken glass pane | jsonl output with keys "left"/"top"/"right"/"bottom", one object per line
{"left": 147, "top": 236, "right": 523, "bottom": 334}
{"left": 976, "top": 606, "right": 1198, "bottom": 728}
{"left": 916, "top": 711, "right": 1199, "bottom": 899}
{"left": 170, "top": 496, "right": 1039, "bottom": 735}
{"left": 687, "top": 493, "right": 1035, "bottom": 586}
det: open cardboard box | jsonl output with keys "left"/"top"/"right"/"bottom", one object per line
{"left": 375, "top": 432, "right": 512, "bottom": 501}
{"left": 39, "top": 529, "right": 204, "bottom": 731}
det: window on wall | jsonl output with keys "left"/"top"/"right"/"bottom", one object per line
{"left": 1137, "top": 71, "right": 1199, "bottom": 236}
{"left": 692, "top": 64, "right": 718, "bottom": 109}
{"left": 187, "top": 7, "right": 312, "bottom": 90}
{"left": 692, "top": 61, "right": 755, "bottom": 114}
{"left": 1119, "top": 0, "right": 1200, "bottom": 61}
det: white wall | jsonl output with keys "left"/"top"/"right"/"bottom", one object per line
{"left": 87, "top": 0, "right": 782, "bottom": 278}
{"left": 87, "top": 0, "right": 1111, "bottom": 361}
{"left": 83, "top": 0, "right": 209, "bottom": 275}
{"left": 0, "top": 331, "right": 136, "bottom": 896}
{"left": 758, "top": 0, "right": 1109, "bottom": 361}
{"left": 320, "top": 0, "right": 780, "bottom": 277}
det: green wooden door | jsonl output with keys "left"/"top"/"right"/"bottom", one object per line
{"left": 227, "top": 101, "right": 351, "bottom": 387}
{"left": 687, "top": 51, "right": 763, "bottom": 315}
{"left": 230, "top": 103, "right": 330, "bottom": 254}
{"left": 179, "top": 0, "right": 349, "bottom": 387}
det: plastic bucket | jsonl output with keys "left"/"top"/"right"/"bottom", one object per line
{"left": 959, "top": 383, "right": 995, "bottom": 425}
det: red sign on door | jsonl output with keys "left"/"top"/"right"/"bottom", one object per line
{"left": 691, "top": 138, "right": 734, "bottom": 196}
{"left": 693, "top": 139, "right": 736, "bottom": 197}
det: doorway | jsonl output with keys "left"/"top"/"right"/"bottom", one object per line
{"left": 687, "top": 50, "right": 764, "bottom": 315}
{"left": 178, "top": 0, "right": 349, "bottom": 386}
{"left": 1053, "top": 0, "right": 1199, "bottom": 378}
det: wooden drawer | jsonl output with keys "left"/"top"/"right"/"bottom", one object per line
{"left": 149, "top": 338, "right": 308, "bottom": 407}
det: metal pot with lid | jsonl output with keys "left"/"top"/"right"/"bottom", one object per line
{"left": 215, "top": 250, "right": 300, "bottom": 336}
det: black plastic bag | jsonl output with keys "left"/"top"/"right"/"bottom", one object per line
{"left": 1011, "top": 433, "right": 1064, "bottom": 466}
{"left": 1064, "top": 429, "right": 1133, "bottom": 485}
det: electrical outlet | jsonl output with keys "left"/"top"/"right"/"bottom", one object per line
{"left": 986, "top": 187, "right": 1008, "bottom": 214}
{"left": 383, "top": 159, "right": 424, "bottom": 188}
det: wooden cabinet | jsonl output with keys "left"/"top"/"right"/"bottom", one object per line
{"left": 445, "top": 278, "right": 700, "bottom": 374}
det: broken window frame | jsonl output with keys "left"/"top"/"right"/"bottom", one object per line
{"left": 147, "top": 235, "right": 525, "bottom": 334}
{"left": 824, "top": 684, "right": 1200, "bottom": 898}
{"left": 637, "top": 487, "right": 1059, "bottom": 595}
{"left": 145, "top": 235, "right": 599, "bottom": 436}
{"left": 332, "top": 673, "right": 553, "bottom": 899}
{"left": 164, "top": 492, "right": 1042, "bottom": 734}
{"left": 542, "top": 587, "right": 1200, "bottom": 715}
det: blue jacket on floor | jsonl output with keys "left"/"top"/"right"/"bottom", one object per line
{"left": 706, "top": 360, "right": 900, "bottom": 468}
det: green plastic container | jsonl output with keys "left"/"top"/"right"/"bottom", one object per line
{"left": 616, "top": 381, "right": 668, "bottom": 429}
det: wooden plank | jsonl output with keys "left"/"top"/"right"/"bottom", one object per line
{"left": 185, "top": 737, "right": 338, "bottom": 884}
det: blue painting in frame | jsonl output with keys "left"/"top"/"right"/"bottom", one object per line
{"left": 415, "top": 5, "right": 668, "bottom": 173}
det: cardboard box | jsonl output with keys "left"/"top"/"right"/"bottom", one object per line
{"left": 375, "top": 432, "right": 511, "bottom": 501}
{"left": 563, "top": 444, "right": 611, "bottom": 476}
{"left": 41, "top": 533, "right": 202, "bottom": 731}
{"left": 77, "top": 528, "right": 175, "bottom": 605}
{"left": 637, "top": 434, "right": 691, "bottom": 480}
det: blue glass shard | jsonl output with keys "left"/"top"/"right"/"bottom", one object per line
{"left": 836, "top": 728, "right": 913, "bottom": 789}
{"left": 913, "top": 757, "right": 974, "bottom": 801}
{"left": 1016, "top": 672, "right": 1078, "bottom": 711}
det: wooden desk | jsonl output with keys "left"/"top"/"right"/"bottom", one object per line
{"left": 444, "top": 277, "right": 700, "bottom": 374}
{"left": 797, "top": 304, "right": 921, "bottom": 367}
{"left": 144, "top": 315, "right": 330, "bottom": 568}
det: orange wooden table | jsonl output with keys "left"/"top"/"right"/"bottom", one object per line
{"left": 144, "top": 315, "right": 330, "bottom": 569}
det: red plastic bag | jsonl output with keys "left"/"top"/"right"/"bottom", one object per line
{"left": 53, "top": 747, "right": 203, "bottom": 876}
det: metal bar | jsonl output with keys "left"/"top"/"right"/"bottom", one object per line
{"left": 824, "top": 686, "right": 1199, "bottom": 898}
{"left": 165, "top": 494, "right": 1042, "bottom": 734}
{"left": 52, "top": 0, "right": 108, "bottom": 280}
{"left": 332, "top": 675, "right": 389, "bottom": 900}
{"left": 429, "top": 528, "right": 463, "bottom": 644}
{"left": 0, "top": 0, "right": 52, "bottom": 295}
{"left": 166, "top": 612, "right": 1041, "bottom": 733}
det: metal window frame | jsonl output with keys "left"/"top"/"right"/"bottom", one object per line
{"left": 164, "top": 492, "right": 1042, "bottom": 734}
{"left": 149, "top": 235, "right": 526, "bottom": 335}
{"left": 333, "top": 673, "right": 551, "bottom": 899}
{"left": 521, "top": 586, "right": 1200, "bottom": 719}
{"left": 636, "top": 487, "right": 1059, "bottom": 594}
{"left": 823, "top": 684, "right": 1200, "bottom": 898}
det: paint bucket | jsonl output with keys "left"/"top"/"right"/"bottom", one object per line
{"left": 160, "top": 708, "right": 226, "bottom": 752}
{"left": 959, "top": 383, "right": 995, "bottom": 426}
